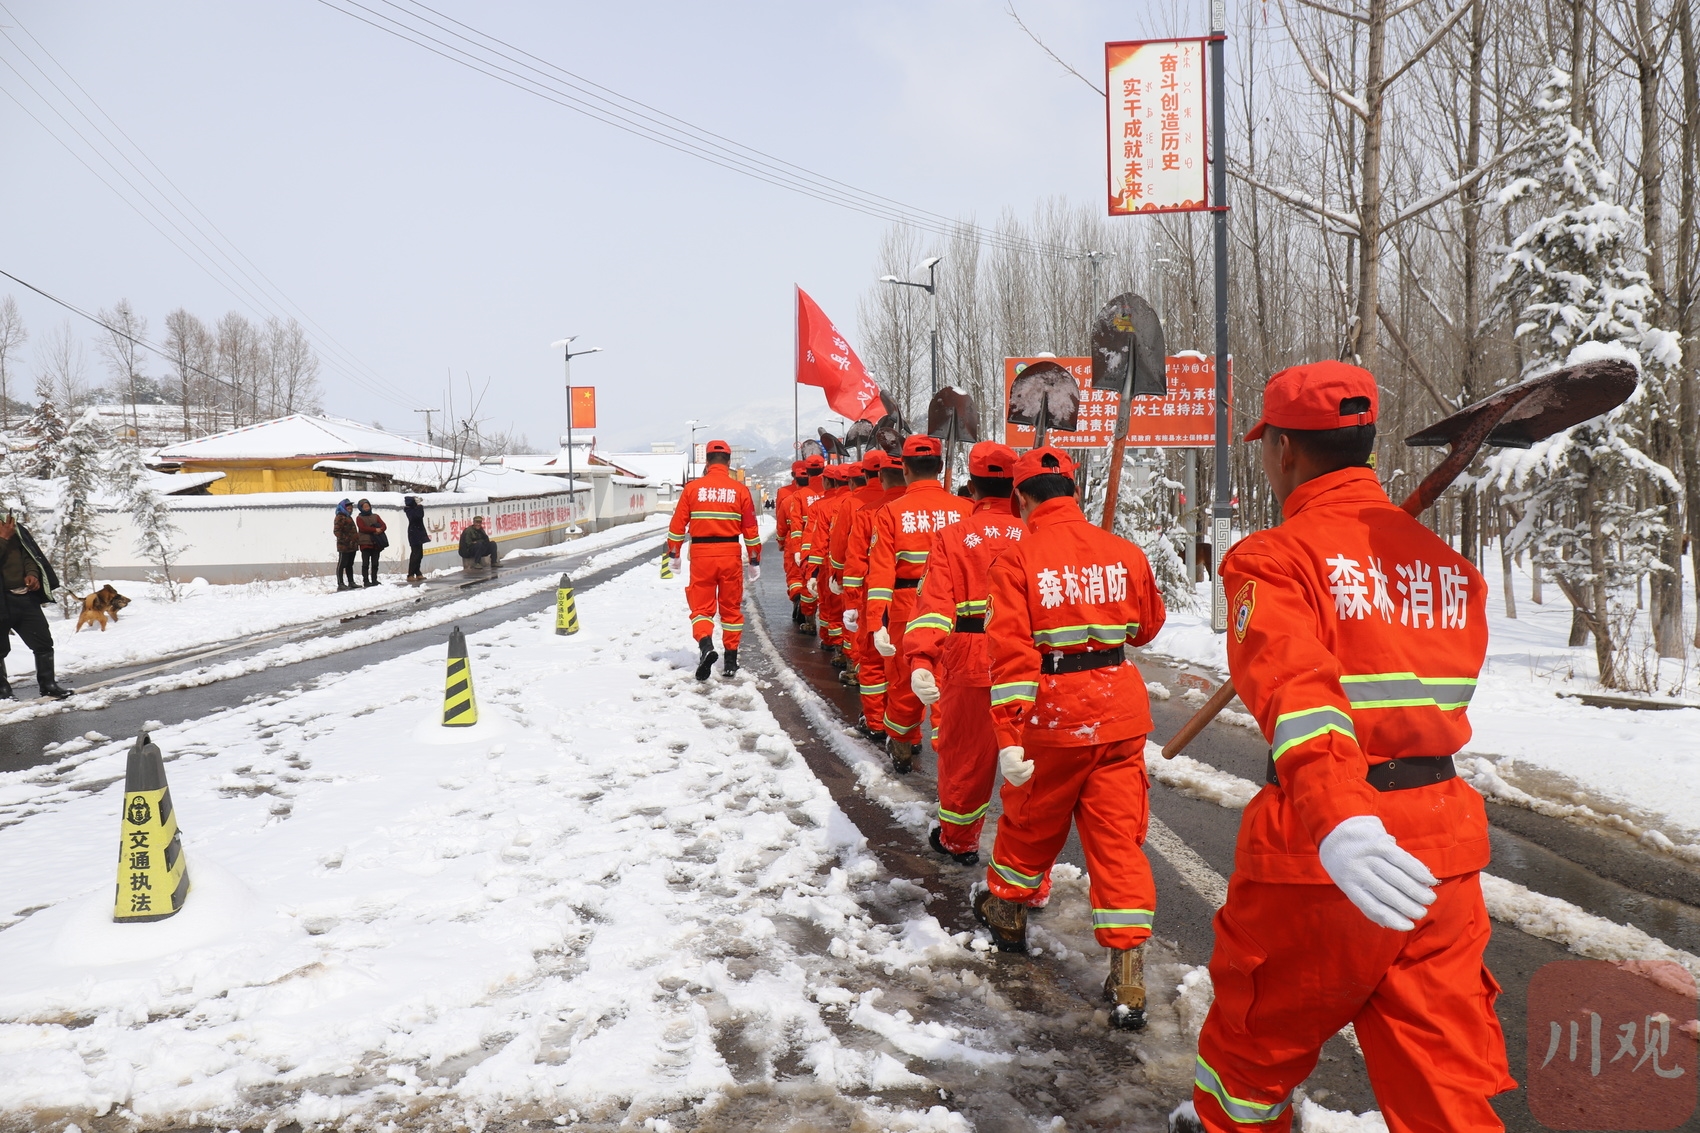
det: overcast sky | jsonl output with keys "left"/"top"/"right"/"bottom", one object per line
{"left": 0, "top": 0, "right": 1203, "bottom": 451}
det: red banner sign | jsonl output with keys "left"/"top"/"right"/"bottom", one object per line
{"left": 570, "top": 387, "right": 597, "bottom": 430}
{"left": 1004, "top": 355, "right": 1230, "bottom": 448}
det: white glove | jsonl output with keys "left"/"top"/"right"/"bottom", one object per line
{"left": 998, "top": 746, "right": 1034, "bottom": 786}
{"left": 746, "top": 563, "right": 760, "bottom": 582}
{"left": 668, "top": 555, "right": 681, "bottom": 573}
{"left": 828, "top": 576, "right": 843, "bottom": 595}
{"left": 873, "top": 627, "right": 896, "bottom": 657}
{"left": 911, "top": 668, "right": 940, "bottom": 705}
{"left": 792, "top": 551, "right": 801, "bottom": 565}
{"left": 1318, "top": 815, "right": 1438, "bottom": 931}
{"left": 843, "top": 608, "right": 860, "bottom": 634}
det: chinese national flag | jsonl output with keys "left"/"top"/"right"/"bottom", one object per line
{"left": 571, "top": 387, "right": 596, "bottom": 429}
{"left": 796, "top": 287, "right": 882, "bottom": 422}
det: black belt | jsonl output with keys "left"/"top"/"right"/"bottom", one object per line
{"left": 953, "top": 616, "right": 985, "bottom": 634}
{"left": 1040, "top": 646, "right": 1125, "bottom": 675}
{"left": 1265, "top": 754, "right": 1457, "bottom": 792}
{"left": 692, "top": 535, "right": 738, "bottom": 545}
{"left": 894, "top": 577, "right": 921, "bottom": 590}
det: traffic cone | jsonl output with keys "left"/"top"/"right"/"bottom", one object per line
{"left": 555, "top": 573, "right": 581, "bottom": 636}
{"left": 443, "top": 626, "right": 479, "bottom": 727}
{"left": 659, "top": 550, "right": 674, "bottom": 580}
{"left": 113, "top": 732, "right": 190, "bottom": 923}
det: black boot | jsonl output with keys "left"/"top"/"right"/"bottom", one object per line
{"left": 0, "top": 666, "right": 12, "bottom": 700}
{"left": 694, "top": 636, "right": 719, "bottom": 681}
{"left": 721, "top": 648, "right": 739, "bottom": 677}
{"left": 791, "top": 596, "right": 804, "bottom": 624}
{"left": 929, "top": 826, "right": 980, "bottom": 866}
{"left": 37, "top": 653, "right": 72, "bottom": 700}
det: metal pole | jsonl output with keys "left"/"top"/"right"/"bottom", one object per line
{"left": 793, "top": 285, "right": 800, "bottom": 458}
{"left": 1209, "top": 1, "right": 1232, "bottom": 633}
{"left": 565, "top": 346, "right": 575, "bottom": 528}
{"left": 1184, "top": 447, "right": 1198, "bottom": 582}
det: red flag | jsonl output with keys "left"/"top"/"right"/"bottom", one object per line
{"left": 570, "top": 387, "right": 596, "bottom": 429}
{"left": 796, "top": 287, "right": 882, "bottom": 422}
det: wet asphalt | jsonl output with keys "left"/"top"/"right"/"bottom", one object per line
{"left": 744, "top": 561, "right": 1700, "bottom": 1132}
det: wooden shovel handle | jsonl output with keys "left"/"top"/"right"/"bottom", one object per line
{"left": 1161, "top": 679, "right": 1238, "bottom": 759}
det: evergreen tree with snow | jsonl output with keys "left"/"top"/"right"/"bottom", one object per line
{"left": 1109, "top": 453, "right": 1195, "bottom": 611}
{"left": 19, "top": 395, "right": 67, "bottom": 481}
{"left": 106, "top": 441, "right": 187, "bottom": 600}
{"left": 1487, "top": 68, "right": 1682, "bottom": 688}
{"left": 47, "top": 410, "right": 114, "bottom": 614}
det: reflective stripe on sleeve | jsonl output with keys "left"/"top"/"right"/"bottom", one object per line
{"left": 1091, "top": 908, "right": 1153, "bottom": 931}
{"left": 867, "top": 588, "right": 893, "bottom": 601}
{"left": 955, "top": 599, "right": 989, "bottom": 615}
{"left": 906, "top": 612, "right": 954, "bottom": 634}
{"left": 1340, "top": 673, "right": 1479, "bottom": 710}
{"left": 990, "top": 681, "right": 1038, "bottom": 706}
{"left": 1194, "top": 1057, "right": 1293, "bottom": 1124}
{"left": 1269, "top": 706, "right": 1356, "bottom": 761}
{"left": 843, "top": 575, "right": 865, "bottom": 587}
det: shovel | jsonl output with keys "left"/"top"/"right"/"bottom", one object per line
{"left": 1007, "top": 361, "right": 1082, "bottom": 449}
{"left": 845, "top": 418, "right": 877, "bottom": 457}
{"left": 1160, "top": 357, "right": 1639, "bottom": 760}
{"left": 1090, "top": 293, "right": 1167, "bottom": 531}
{"left": 927, "top": 387, "right": 981, "bottom": 490}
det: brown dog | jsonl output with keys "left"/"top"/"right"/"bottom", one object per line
{"left": 73, "top": 584, "right": 132, "bottom": 632}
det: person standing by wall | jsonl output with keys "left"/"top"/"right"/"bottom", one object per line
{"left": 355, "top": 498, "right": 387, "bottom": 587}
{"left": 333, "top": 499, "right": 358, "bottom": 591}
{"left": 403, "top": 495, "right": 428, "bottom": 582}
{"left": 0, "top": 511, "right": 73, "bottom": 699}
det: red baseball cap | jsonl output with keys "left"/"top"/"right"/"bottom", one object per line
{"left": 968, "top": 442, "right": 1018, "bottom": 478}
{"left": 790, "top": 460, "right": 806, "bottom": 476}
{"left": 804, "top": 454, "right": 826, "bottom": 472}
{"left": 1012, "top": 445, "right": 1077, "bottom": 488}
{"left": 862, "top": 450, "right": 890, "bottom": 472}
{"left": 1244, "top": 360, "right": 1378, "bottom": 441}
{"left": 902, "top": 434, "right": 943, "bottom": 458}
{"left": 706, "top": 439, "right": 732, "bottom": 455}
{"left": 844, "top": 460, "right": 865, "bottom": 478}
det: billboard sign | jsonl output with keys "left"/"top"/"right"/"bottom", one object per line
{"left": 1004, "top": 355, "right": 1230, "bottom": 449}
{"left": 1106, "top": 37, "right": 1210, "bottom": 215}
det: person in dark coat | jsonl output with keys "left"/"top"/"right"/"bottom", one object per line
{"left": 0, "top": 511, "right": 73, "bottom": 699}
{"left": 355, "top": 498, "right": 388, "bottom": 587}
{"left": 458, "top": 515, "right": 498, "bottom": 571}
{"left": 333, "top": 499, "right": 359, "bottom": 590}
{"left": 403, "top": 495, "right": 428, "bottom": 582}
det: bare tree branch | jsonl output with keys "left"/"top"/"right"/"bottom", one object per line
{"left": 1290, "top": 0, "right": 1370, "bottom": 23}
{"left": 1005, "top": 3, "right": 1105, "bottom": 97}
{"left": 1230, "top": 165, "right": 1363, "bottom": 232}
{"left": 1384, "top": 149, "right": 1510, "bottom": 227}
{"left": 1376, "top": 303, "right": 1452, "bottom": 412}
{"left": 1383, "top": 0, "right": 1475, "bottom": 89}
{"left": 1278, "top": 0, "right": 1371, "bottom": 119}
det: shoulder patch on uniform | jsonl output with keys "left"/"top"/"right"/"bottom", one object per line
{"left": 1232, "top": 579, "right": 1256, "bottom": 643}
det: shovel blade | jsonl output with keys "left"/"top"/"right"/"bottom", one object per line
{"left": 1007, "top": 361, "right": 1083, "bottom": 433}
{"left": 927, "top": 387, "right": 981, "bottom": 442}
{"left": 1090, "top": 292, "right": 1167, "bottom": 396}
{"left": 1405, "top": 359, "right": 1638, "bottom": 450}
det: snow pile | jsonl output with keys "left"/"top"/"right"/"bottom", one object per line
{"left": 1297, "top": 1098, "right": 1389, "bottom": 1131}
{"left": 0, "top": 556, "right": 989, "bottom": 1129}
{"left": 1148, "top": 748, "right": 1260, "bottom": 810}
{"left": 1480, "top": 874, "right": 1700, "bottom": 981}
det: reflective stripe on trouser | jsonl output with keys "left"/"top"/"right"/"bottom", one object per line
{"left": 933, "top": 678, "right": 998, "bottom": 855}
{"left": 685, "top": 553, "right": 745, "bottom": 650}
{"left": 818, "top": 583, "right": 843, "bottom": 644}
{"left": 985, "top": 735, "right": 1156, "bottom": 949}
{"left": 854, "top": 623, "right": 887, "bottom": 734}
{"left": 1193, "top": 871, "right": 1513, "bottom": 1133}
{"left": 880, "top": 591, "right": 923, "bottom": 743}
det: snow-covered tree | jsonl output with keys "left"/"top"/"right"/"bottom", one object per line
{"left": 47, "top": 410, "right": 113, "bottom": 614}
{"left": 1107, "top": 453, "right": 1194, "bottom": 611}
{"left": 19, "top": 395, "right": 67, "bottom": 480}
{"left": 106, "top": 442, "right": 187, "bottom": 601}
{"left": 1487, "top": 68, "right": 1683, "bottom": 688}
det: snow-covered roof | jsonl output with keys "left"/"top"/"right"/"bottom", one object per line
{"left": 494, "top": 447, "right": 596, "bottom": 476}
{"left": 154, "top": 471, "right": 225, "bottom": 494}
{"left": 595, "top": 450, "right": 688, "bottom": 485}
{"left": 156, "top": 415, "right": 454, "bottom": 463}
{"left": 313, "top": 459, "right": 585, "bottom": 498}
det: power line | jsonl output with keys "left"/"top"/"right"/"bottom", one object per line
{"left": 0, "top": 4, "right": 420, "bottom": 411}
{"left": 313, "top": 0, "right": 1082, "bottom": 259}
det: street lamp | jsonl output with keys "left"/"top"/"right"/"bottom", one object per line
{"left": 686, "top": 420, "right": 704, "bottom": 481}
{"left": 551, "top": 336, "right": 603, "bottom": 530}
{"left": 880, "top": 254, "right": 943, "bottom": 396}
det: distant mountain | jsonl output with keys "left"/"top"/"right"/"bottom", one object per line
{"left": 603, "top": 390, "right": 865, "bottom": 461}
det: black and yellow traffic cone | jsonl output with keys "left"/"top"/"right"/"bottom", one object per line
{"left": 555, "top": 573, "right": 581, "bottom": 636}
{"left": 114, "top": 732, "right": 190, "bottom": 923}
{"left": 659, "top": 550, "right": 674, "bottom": 580}
{"left": 443, "top": 626, "right": 479, "bottom": 726}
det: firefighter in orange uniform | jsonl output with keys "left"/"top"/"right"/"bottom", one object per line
{"left": 975, "top": 446, "right": 1166, "bottom": 1030}
{"left": 842, "top": 451, "right": 907, "bottom": 741}
{"left": 773, "top": 459, "right": 806, "bottom": 625}
{"left": 666, "top": 440, "right": 761, "bottom": 681}
{"left": 904, "top": 442, "right": 1026, "bottom": 866}
{"left": 782, "top": 455, "right": 826, "bottom": 631}
{"left": 805, "top": 461, "right": 863, "bottom": 656}
{"left": 864, "top": 436, "right": 970, "bottom": 773}
{"left": 826, "top": 460, "right": 882, "bottom": 682}
{"left": 798, "top": 464, "right": 849, "bottom": 646}
{"left": 1186, "top": 362, "right": 1512, "bottom": 1131}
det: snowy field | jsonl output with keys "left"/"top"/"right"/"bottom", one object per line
{"left": 35, "top": 517, "right": 667, "bottom": 677}
{"left": 1148, "top": 549, "right": 1700, "bottom": 862}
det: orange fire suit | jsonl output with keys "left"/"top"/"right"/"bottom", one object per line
{"left": 842, "top": 484, "right": 906, "bottom": 733}
{"left": 827, "top": 480, "right": 888, "bottom": 675}
{"left": 984, "top": 495, "right": 1164, "bottom": 949}
{"left": 905, "top": 499, "right": 1027, "bottom": 854}
{"left": 864, "top": 479, "right": 970, "bottom": 745}
{"left": 798, "top": 485, "right": 847, "bottom": 637}
{"left": 780, "top": 478, "right": 824, "bottom": 601}
{"left": 666, "top": 465, "right": 761, "bottom": 650}
{"left": 1193, "top": 467, "right": 1512, "bottom": 1133}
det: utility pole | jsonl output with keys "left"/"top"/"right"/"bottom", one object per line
{"left": 413, "top": 407, "right": 437, "bottom": 444}
{"left": 880, "top": 256, "right": 943, "bottom": 397}
{"left": 552, "top": 337, "right": 602, "bottom": 531}
{"left": 1209, "top": 0, "right": 1232, "bottom": 632}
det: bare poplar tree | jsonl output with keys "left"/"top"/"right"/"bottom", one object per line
{"left": 0, "top": 295, "right": 26, "bottom": 430}
{"left": 95, "top": 299, "right": 149, "bottom": 443}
